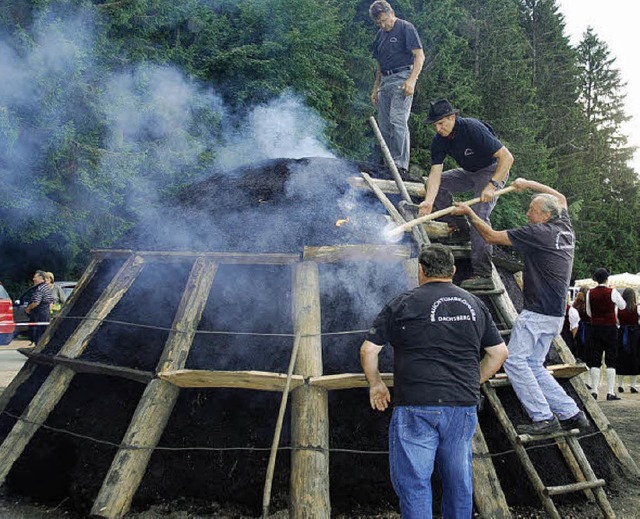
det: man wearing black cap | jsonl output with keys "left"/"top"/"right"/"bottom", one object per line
{"left": 419, "top": 99, "right": 514, "bottom": 290}
{"left": 586, "top": 268, "right": 626, "bottom": 400}
{"left": 369, "top": 1, "right": 425, "bottom": 178}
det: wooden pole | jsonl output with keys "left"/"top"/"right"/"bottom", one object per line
{"left": 386, "top": 185, "right": 516, "bottom": 237}
{"left": 290, "top": 261, "right": 330, "bottom": 519}
{"left": 0, "top": 254, "right": 145, "bottom": 486}
{"left": 368, "top": 116, "right": 412, "bottom": 203}
{"left": 91, "top": 257, "right": 218, "bottom": 519}
{"left": 361, "top": 172, "right": 430, "bottom": 247}
{"left": 262, "top": 332, "right": 302, "bottom": 518}
{"left": 471, "top": 423, "right": 512, "bottom": 519}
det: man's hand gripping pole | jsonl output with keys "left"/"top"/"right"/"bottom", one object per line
{"left": 384, "top": 185, "right": 516, "bottom": 239}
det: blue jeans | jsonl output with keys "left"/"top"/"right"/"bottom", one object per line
{"left": 504, "top": 310, "right": 580, "bottom": 422}
{"left": 389, "top": 405, "right": 477, "bottom": 519}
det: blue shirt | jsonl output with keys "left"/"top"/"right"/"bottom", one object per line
{"left": 430, "top": 117, "right": 503, "bottom": 172}
{"left": 373, "top": 19, "right": 422, "bottom": 73}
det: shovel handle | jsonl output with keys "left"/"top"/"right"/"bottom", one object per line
{"left": 386, "top": 185, "right": 516, "bottom": 237}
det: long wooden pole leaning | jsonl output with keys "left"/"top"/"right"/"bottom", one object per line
{"left": 368, "top": 116, "right": 412, "bottom": 203}
{"left": 385, "top": 185, "right": 516, "bottom": 238}
{"left": 262, "top": 332, "right": 302, "bottom": 519}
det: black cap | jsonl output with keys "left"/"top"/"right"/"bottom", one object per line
{"left": 425, "top": 98, "right": 459, "bottom": 124}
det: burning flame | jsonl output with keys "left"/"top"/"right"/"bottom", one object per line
{"left": 335, "top": 217, "right": 350, "bottom": 227}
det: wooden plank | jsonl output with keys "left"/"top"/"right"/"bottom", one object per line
{"left": 91, "top": 249, "right": 300, "bottom": 265}
{"left": 91, "top": 257, "right": 218, "bottom": 519}
{"left": 303, "top": 244, "right": 411, "bottom": 263}
{"left": 544, "top": 479, "right": 605, "bottom": 496}
{"left": 309, "top": 373, "right": 394, "bottom": 390}
{"left": 0, "top": 256, "right": 103, "bottom": 415}
{"left": 60, "top": 255, "right": 146, "bottom": 359}
{"left": 489, "top": 364, "right": 588, "bottom": 387}
{"left": 566, "top": 436, "right": 616, "bottom": 518}
{"left": 18, "top": 349, "right": 153, "bottom": 385}
{"left": 0, "top": 255, "right": 145, "bottom": 487}
{"left": 360, "top": 173, "right": 405, "bottom": 225}
{"left": 368, "top": 116, "right": 412, "bottom": 203}
{"left": 290, "top": 262, "right": 330, "bottom": 519}
{"left": 472, "top": 424, "right": 512, "bottom": 519}
{"left": 347, "top": 176, "right": 426, "bottom": 197}
{"left": 159, "top": 369, "right": 305, "bottom": 391}
{"left": 555, "top": 438, "right": 595, "bottom": 501}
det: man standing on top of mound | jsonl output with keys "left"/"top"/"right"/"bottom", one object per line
{"left": 418, "top": 99, "right": 514, "bottom": 291}
{"left": 369, "top": 1, "right": 425, "bottom": 180}
{"left": 453, "top": 178, "right": 589, "bottom": 436}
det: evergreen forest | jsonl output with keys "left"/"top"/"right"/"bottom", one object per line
{"left": 1, "top": 0, "right": 638, "bottom": 294}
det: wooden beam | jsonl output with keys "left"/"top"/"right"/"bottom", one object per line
{"left": 159, "top": 369, "right": 305, "bottom": 392}
{"left": 348, "top": 176, "right": 426, "bottom": 197}
{"left": 0, "top": 255, "right": 145, "bottom": 486}
{"left": 18, "top": 349, "right": 153, "bottom": 385}
{"left": 308, "top": 373, "right": 394, "bottom": 390}
{"left": 472, "top": 424, "right": 512, "bottom": 519}
{"left": 91, "top": 257, "right": 218, "bottom": 519}
{"left": 303, "top": 244, "right": 411, "bottom": 263}
{"left": 290, "top": 262, "right": 330, "bottom": 519}
{"left": 91, "top": 249, "right": 300, "bottom": 265}
{"left": 489, "top": 364, "right": 588, "bottom": 387}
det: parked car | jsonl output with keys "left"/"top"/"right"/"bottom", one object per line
{"left": 0, "top": 284, "right": 16, "bottom": 345}
{"left": 12, "top": 281, "right": 77, "bottom": 337}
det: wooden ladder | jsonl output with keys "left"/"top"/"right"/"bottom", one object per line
{"left": 467, "top": 265, "right": 618, "bottom": 518}
{"left": 357, "top": 173, "right": 639, "bottom": 517}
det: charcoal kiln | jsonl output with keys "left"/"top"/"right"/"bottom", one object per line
{"left": 0, "top": 157, "right": 637, "bottom": 518}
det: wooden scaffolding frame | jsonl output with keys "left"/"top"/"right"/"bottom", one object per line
{"left": 0, "top": 174, "right": 639, "bottom": 519}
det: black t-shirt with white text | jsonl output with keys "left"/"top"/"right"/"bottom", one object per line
{"left": 507, "top": 208, "right": 574, "bottom": 317}
{"left": 365, "top": 282, "right": 502, "bottom": 406}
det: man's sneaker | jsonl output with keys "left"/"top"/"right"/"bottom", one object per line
{"left": 618, "top": 386, "right": 624, "bottom": 393}
{"left": 460, "top": 276, "right": 495, "bottom": 291}
{"left": 516, "top": 417, "right": 561, "bottom": 436}
{"left": 631, "top": 387, "right": 639, "bottom": 394}
{"left": 591, "top": 392, "right": 598, "bottom": 400}
{"left": 560, "top": 411, "right": 589, "bottom": 431}
{"left": 606, "top": 393, "right": 621, "bottom": 401}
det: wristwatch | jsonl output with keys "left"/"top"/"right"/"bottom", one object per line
{"left": 490, "top": 179, "right": 501, "bottom": 189}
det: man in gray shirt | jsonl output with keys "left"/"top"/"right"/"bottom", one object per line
{"left": 453, "top": 178, "right": 588, "bottom": 435}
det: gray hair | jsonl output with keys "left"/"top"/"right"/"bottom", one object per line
{"left": 533, "top": 194, "right": 561, "bottom": 219}
{"left": 369, "top": 1, "right": 393, "bottom": 21}
{"left": 418, "top": 244, "right": 455, "bottom": 278}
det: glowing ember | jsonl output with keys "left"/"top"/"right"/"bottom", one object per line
{"left": 335, "top": 217, "right": 350, "bottom": 227}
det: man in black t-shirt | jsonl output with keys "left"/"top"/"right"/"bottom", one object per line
{"left": 453, "top": 178, "right": 589, "bottom": 436}
{"left": 369, "top": 1, "right": 425, "bottom": 178}
{"left": 418, "top": 99, "right": 514, "bottom": 290}
{"left": 361, "top": 244, "right": 507, "bottom": 518}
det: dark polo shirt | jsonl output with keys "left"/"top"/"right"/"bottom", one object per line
{"left": 366, "top": 281, "right": 502, "bottom": 406}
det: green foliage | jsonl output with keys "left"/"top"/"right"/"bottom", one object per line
{"left": 1, "top": 0, "right": 639, "bottom": 286}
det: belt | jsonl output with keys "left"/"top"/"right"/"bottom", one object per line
{"left": 381, "top": 64, "right": 413, "bottom": 76}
